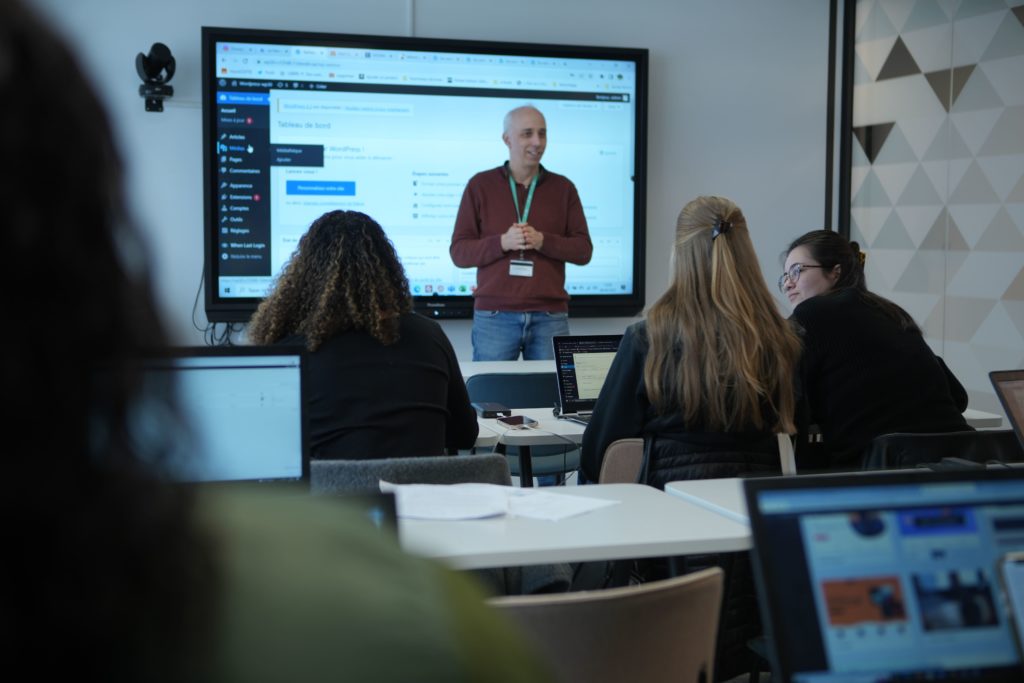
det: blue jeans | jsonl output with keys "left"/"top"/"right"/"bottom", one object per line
{"left": 471, "top": 310, "right": 570, "bottom": 361}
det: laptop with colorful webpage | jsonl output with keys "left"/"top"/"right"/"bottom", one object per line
{"left": 744, "top": 469, "right": 1024, "bottom": 682}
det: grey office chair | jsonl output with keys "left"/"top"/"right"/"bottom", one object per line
{"left": 311, "top": 453, "right": 571, "bottom": 595}
{"left": 464, "top": 372, "right": 580, "bottom": 483}
{"left": 490, "top": 567, "right": 724, "bottom": 683}
{"left": 862, "top": 429, "right": 1024, "bottom": 470}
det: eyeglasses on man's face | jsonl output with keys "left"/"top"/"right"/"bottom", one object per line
{"left": 777, "top": 263, "right": 826, "bottom": 292}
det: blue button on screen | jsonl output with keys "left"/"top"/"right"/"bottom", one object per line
{"left": 286, "top": 181, "right": 356, "bottom": 196}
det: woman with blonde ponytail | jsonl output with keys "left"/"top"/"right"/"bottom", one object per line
{"left": 581, "top": 195, "right": 801, "bottom": 486}
{"left": 580, "top": 196, "right": 801, "bottom": 682}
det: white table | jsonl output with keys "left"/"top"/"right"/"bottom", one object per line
{"left": 477, "top": 407, "right": 585, "bottom": 486}
{"left": 963, "top": 408, "right": 1003, "bottom": 428}
{"left": 459, "top": 360, "right": 553, "bottom": 378}
{"left": 399, "top": 483, "right": 752, "bottom": 570}
{"left": 665, "top": 478, "right": 749, "bottom": 524}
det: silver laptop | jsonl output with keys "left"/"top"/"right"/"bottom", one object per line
{"left": 991, "top": 369, "right": 1024, "bottom": 451}
{"left": 551, "top": 334, "right": 622, "bottom": 425}
{"left": 137, "top": 346, "right": 309, "bottom": 486}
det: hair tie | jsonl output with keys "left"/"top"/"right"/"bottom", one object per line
{"left": 857, "top": 251, "right": 866, "bottom": 267}
{"left": 711, "top": 219, "right": 732, "bottom": 241}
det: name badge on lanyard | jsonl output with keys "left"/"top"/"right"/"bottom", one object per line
{"left": 509, "top": 173, "right": 537, "bottom": 279}
{"left": 509, "top": 259, "right": 534, "bottom": 277}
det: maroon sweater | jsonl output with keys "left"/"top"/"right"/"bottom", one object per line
{"left": 450, "top": 164, "right": 592, "bottom": 312}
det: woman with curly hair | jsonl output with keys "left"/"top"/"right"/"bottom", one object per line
{"left": 249, "top": 210, "right": 479, "bottom": 458}
{"left": 781, "top": 229, "right": 968, "bottom": 468}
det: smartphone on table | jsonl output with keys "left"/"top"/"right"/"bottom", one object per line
{"left": 496, "top": 414, "right": 538, "bottom": 429}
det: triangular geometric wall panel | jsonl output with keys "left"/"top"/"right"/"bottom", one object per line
{"left": 950, "top": 68, "right": 1004, "bottom": 113}
{"left": 921, "top": 118, "right": 973, "bottom": 160}
{"left": 874, "top": 162, "right": 918, "bottom": 201}
{"left": 874, "top": 126, "right": 919, "bottom": 164}
{"left": 854, "top": 0, "right": 1024, "bottom": 413}
{"left": 970, "top": 302, "right": 1024, "bottom": 349}
{"left": 975, "top": 207, "right": 1024, "bottom": 251}
{"left": 853, "top": 122, "right": 895, "bottom": 163}
{"left": 904, "top": 0, "right": 952, "bottom": 33}
{"left": 864, "top": 249, "right": 917, "bottom": 291}
{"left": 948, "top": 203, "right": 1001, "bottom": 247}
{"left": 1008, "top": 174, "right": 1024, "bottom": 202}
{"left": 895, "top": 205, "right": 944, "bottom": 246}
{"left": 895, "top": 249, "right": 947, "bottom": 293}
{"left": 856, "top": 36, "right": 900, "bottom": 82}
{"left": 955, "top": 0, "right": 1010, "bottom": 22}
{"left": 949, "top": 161, "right": 1001, "bottom": 204}
{"left": 1005, "top": 268, "right": 1024, "bottom": 301}
{"left": 924, "top": 65, "right": 975, "bottom": 111}
{"left": 1004, "top": 301, "right": 1024, "bottom": 358}
{"left": 853, "top": 169, "right": 894, "bottom": 207}
{"left": 951, "top": 108, "right": 1003, "bottom": 156}
{"left": 919, "top": 208, "right": 969, "bottom": 251}
{"left": 858, "top": 1, "right": 899, "bottom": 42}
{"left": 948, "top": 252, "right": 1024, "bottom": 298}
{"left": 851, "top": 206, "right": 893, "bottom": 245}
{"left": 939, "top": 296, "right": 998, "bottom": 342}
{"left": 878, "top": 36, "right": 922, "bottom": 80}
{"left": 978, "top": 105, "right": 1024, "bottom": 156}
{"left": 897, "top": 164, "right": 944, "bottom": 204}
{"left": 977, "top": 156, "right": 1024, "bottom": 201}
{"left": 978, "top": 57, "right": 1024, "bottom": 109}
{"left": 953, "top": 5, "right": 1006, "bottom": 65}
{"left": 980, "top": 10, "right": 1024, "bottom": 61}
{"left": 873, "top": 211, "right": 916, "bottom": 248}
{"left": 903, "top": 23, "right": 953, "bottom": 74}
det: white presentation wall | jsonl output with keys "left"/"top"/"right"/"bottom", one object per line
{"left": 29, "top": 0, "right": 831, "bottom": 357}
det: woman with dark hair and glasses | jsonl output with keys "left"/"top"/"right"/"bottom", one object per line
{"left": 781, "top": 230, "right": 969, "bottom": 468}
{"left": 248, "top": 210, "right": 478, "bottom": 459}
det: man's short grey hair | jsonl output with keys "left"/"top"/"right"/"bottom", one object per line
{"left": 503, "top": 105, "right": 544, "bottom": 134}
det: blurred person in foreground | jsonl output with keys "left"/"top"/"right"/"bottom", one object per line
{"left": 0, "top": 1, "right": 547, "bottom": 680}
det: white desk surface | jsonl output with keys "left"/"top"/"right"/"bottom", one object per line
{"left": 478, "top": 407, "right": 585, "bottom": 447}
{"left": 963, "top": 408, "right": 1003, "bottom": 428}
{"left": 399, "top": 483, "right": 751, "bottom": 570}
{"left": 664, "top": 478, "right": 749, "bottom": 524}
{"left": 460, "top": 360, "right": 553, "bottom": 378}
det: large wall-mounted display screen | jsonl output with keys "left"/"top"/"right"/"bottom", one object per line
{"left": 202, "top": 26, "right": 647, "bottom": 322}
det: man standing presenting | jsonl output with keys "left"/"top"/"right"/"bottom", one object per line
{"left": 450, "top": 105, "right": 592, "bottom": 360}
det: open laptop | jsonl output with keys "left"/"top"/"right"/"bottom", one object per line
{"left": 991, "top": 370, "right": 1024, "bottom": 450}
{"left": 551, "top": 334, "right": 622, "bottom": 425}
{"left": 137, "top": 346, "right": 310, "bottom": 487}
{"left": 744, "top": 469, "right": 1024, "bottom": 682}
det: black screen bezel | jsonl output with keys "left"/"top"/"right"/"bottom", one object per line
{"left": 201, "top": 25, "right": 648, "bottom": 323}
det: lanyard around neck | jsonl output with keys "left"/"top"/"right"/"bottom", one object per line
{"left": 509, "top": 173, "right": 538, "bottom": 224}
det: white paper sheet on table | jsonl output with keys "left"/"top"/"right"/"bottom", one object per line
{"left": 379, "top": 481, "right": 618, "bottom": 521}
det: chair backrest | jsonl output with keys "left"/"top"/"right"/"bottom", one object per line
{"left": 598, "top": 438, "right": 643, "bottom": 483}
{"left": 465, "top": 372, "right": 560, "bottom": 410}
{"left": 489, "top": 567, "right": 724, "bottom": 683}
{"left": 862, "top": 429, "right": 1024, "bottom": 469}
{"left": 310, "top": 453, "right": 512, "bottom": 494}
